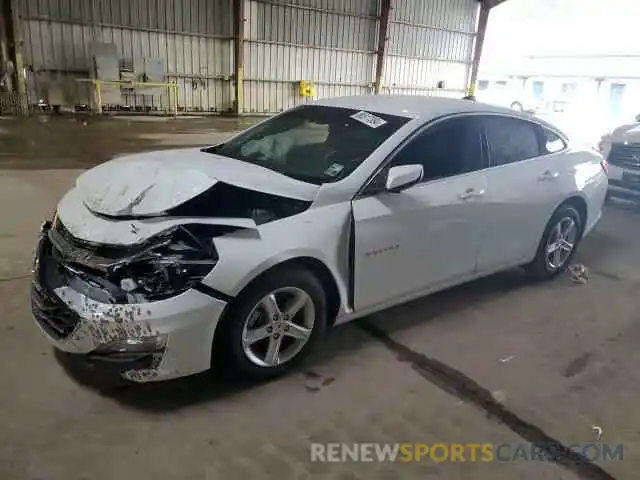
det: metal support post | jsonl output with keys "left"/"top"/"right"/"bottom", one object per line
{"left": 373, "top": 0, "right": 392, "bottom": 94}
{"left": 233, "top": 0, "right": 245, "bottom": 115}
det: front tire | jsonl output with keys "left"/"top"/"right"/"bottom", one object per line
{"left": 525, "top": 205, "right": 583, "bottom": 281}
{"left": 214, "top": 266, "right": 327, "bottom": 380}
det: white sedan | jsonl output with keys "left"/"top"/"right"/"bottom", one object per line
{"left": 31, "top": 96, "right": 608, "bottom": 383}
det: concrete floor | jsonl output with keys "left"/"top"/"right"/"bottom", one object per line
{"left": 1, "top": 115, "right": 638, "bottom": 479}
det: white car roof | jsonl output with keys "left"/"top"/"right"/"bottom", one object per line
{"left": 313, "top": 94, "right": 567, "bottom": 138}
{"left": 314, "top": 94, "right": 531, "bottom": 121}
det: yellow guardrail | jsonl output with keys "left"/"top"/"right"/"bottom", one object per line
{"left": 75, "top": 79, "right": 179, "bottom": 116}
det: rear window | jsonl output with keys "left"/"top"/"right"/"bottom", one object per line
{"left": 206, "top": 105, "right": 410, "bottom": 184}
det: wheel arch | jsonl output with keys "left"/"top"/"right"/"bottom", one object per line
{"left": 527, "top": 194, "right": 588, "bottom": 265}
{"left": 557, "top": 195, "right": 588, "bottom": 236}
{"left": 229, "top": 254, "right": 347, "bottom": 326}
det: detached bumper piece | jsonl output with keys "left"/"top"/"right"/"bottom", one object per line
{"left": 85, "top": 350, "right": 162, "bottom": 374}
{"left": 53, "top": 334, "right": 167, "bottom": 383}
{"left": 57, "top": 349, "right": 164, "bottom": 385}
{"left": 87, "top": 334, "right": 167, "bottom": 374}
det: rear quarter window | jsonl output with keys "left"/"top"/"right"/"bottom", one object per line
{"left": 540, "top": 127, "right": 567, "bottom": 154}
{"left": 482, "top": 116, "right": 540, "bottom": 166}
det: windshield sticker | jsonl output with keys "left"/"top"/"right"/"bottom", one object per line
{"left": 350, "top": 110, "right": 387, "bottom": 128}
{"left": 324, "top": 163, "right": 345, "bottom": 177}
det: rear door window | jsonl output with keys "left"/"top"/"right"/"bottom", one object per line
{"left": 481, "top": 116, "right": 541, "bottom": 166}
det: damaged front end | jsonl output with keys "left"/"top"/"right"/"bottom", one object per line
{"left": 42, "top": 180, "right": 313, "bottom": 305}
{"left": 48, "top": 217, "right": 224, "bottom": 305}
{"left": 31, "top": 169, "right": 316, "bottom": 382}
{"left": 31, "top": 216, "right": 235, "bottom": 382}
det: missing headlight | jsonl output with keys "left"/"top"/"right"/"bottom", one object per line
{"left": 108, "top": 225, "right": 219, "bottom": 303}
{"left": 48, "top": 222, "right": 232, "bottom": 304}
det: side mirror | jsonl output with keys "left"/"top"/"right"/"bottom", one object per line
{"left": 635, "top": 113, "right": 640, "bottom": 123}
{"left": 385, "top": 164, "right": 424, "bottom": 193}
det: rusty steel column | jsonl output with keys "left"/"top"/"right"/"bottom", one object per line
{"left": 233, "top": 0, "right": 245, "bottom": 115}
{"left": 373, "top": 0, "right": 391, "bottom": 94}
{"left": 468, "top": 0, "right": 491, "bottom": 97}
{"left": 0, "top": 0, "right": 10, "bottom": 87}
{"left": 5, "top": 0, "right": 26, "bottom": 102}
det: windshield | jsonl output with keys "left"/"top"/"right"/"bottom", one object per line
{"left": 205, "top": 105, "right": 410, "bottom": 184}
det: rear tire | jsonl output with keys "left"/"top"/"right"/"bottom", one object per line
{"left": 525, "top": 205, "right": 583, "bottom": 281}
{"left": 213, "top": 266, "right": 327, "bottom": 380}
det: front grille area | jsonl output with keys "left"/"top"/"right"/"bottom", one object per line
{"left": 31, "top": 281, "right": 80, "bottom": 340}
{"left": 608, "top": 143, "right": 640, "bottom": 169}
{"left": 50, "top": 217, "right": 128, "bottom": 271}
{"left": 50, "top": 216, "right": 166, "bottom": 272}
{"left": 31, "top": 232, "right": 81, "bottom": 340}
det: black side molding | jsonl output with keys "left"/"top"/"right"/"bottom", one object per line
{"left": 347, "top": 210, "right": 356, "bottom": 310}
{"left": 193, "top": 283, "right": 235, "bottom": 303}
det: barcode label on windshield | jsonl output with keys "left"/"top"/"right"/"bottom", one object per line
{"left": 350, "top": 111, "right": 387, "bottom": 128}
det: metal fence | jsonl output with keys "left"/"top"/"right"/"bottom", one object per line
{"left": 243, "top": 0, "right": 378, "bottom": 114}
{"left": 0, "top": 92, "right": 28, "bottom": 115}
{"left": 384, "top": 0, "right": 477, "bottom": 97}
{"left": 18, "top": 0, "right": 234, "bottom": 113}
{"left": 12, "top": 0, "right": 481, "bottom": 115}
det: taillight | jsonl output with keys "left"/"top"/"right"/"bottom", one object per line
{"left": 597, "top": 134, "right": 609, "bottom": 174}
{"left": 601, "top": 157, "right": 608, "bottom": 175}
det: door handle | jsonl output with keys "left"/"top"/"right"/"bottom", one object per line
{"left": 459, "top": 188, "right": 486, "bottom": 200}
{"left": 538, "top": 170, "right": 559, "bottom": 181}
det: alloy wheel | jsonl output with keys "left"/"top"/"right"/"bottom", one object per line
{"left": 241, "top": 287, "right": 315, "bottom": 368}
{"left": 545, "top": 216, "right": 577, "bottom": 270}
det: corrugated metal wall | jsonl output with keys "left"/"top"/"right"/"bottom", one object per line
{"left": 18, "top": 0, "right": 234, "bottom": 112}
{"left": 242, "top": 0, "right": 378, "bottom": 114}
{"left": 15, "top": 0, "right": 480, "bottom": 114}
{"left": 384, "top": 0, "right": 478, "bottom": 97}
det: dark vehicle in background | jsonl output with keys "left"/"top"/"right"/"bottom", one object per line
{"left": 599, "top": 114, "right": 640, "bottom": 200}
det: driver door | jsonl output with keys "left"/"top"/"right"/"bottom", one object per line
{"left": 351, "top": 115, "right": 489, "bottom": 311}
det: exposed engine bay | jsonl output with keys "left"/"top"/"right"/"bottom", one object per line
{"left": 47, "top": 219, "right": 223, "bottom": 304}
{"left": 46, "top": 182, "right": 312, "bottom": 305}
{"left": 166, "top": 182, "right": 311, "bottom": 224}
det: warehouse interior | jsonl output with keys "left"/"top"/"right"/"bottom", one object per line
{"left": 0, "top": 0, "right": 506, "bottom": 115}
{"left": 5, "top": 1, "right": 640, "bottom": 480}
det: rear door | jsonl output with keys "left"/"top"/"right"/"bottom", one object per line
{"left": 476, "top": 115, "right": 568, "bottom": 272}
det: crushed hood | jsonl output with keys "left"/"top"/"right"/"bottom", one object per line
{"left": 76, "top": 148, "right": 320, "bottom": 217}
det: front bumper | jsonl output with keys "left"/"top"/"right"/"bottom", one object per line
{"left": 607, "top": 164, "right": 640, "bottom": 200}
{"left": 607, "top": 180, "right": 640, "bottom": 200}
{"left": 31, "top": 222, "right": 229, "bottom": 382}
